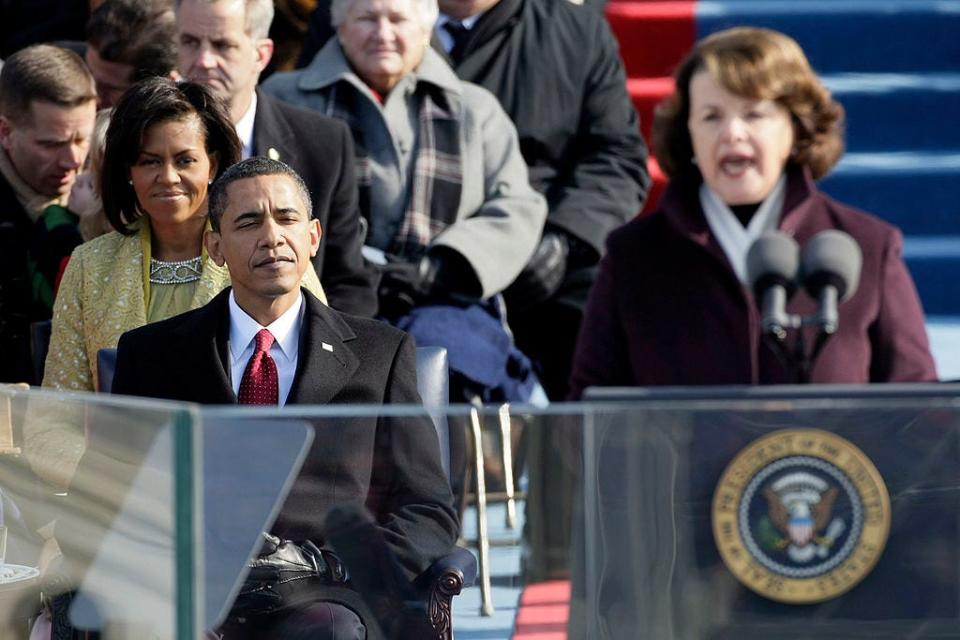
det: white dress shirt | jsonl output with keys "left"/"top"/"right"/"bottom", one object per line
{"left": 700, "top": 175, "right": 787, "bottom": 284}
{"left": 435, "top": 12, "right": 485, "bottom": 53}
{"left": 228, "top": 290, "right": 303, "bottom": 405}
{"left": 235, "top": 91, "right": 258, "bottom": 160}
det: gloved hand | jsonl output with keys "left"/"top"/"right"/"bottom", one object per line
{"left": 377, "top": 257, "right": 437, "bottom": 319}
{"left": 232, "top": 533, "right": 348, "bottom": 617}
{"left": 377, "top": 249, "right": 481, "bottom": 319}
{"left": 503, "top": 231, "right": 569, "bottom": 311}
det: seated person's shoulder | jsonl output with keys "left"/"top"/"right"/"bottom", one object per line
{"left": 528, "top": 0, "right": 607, "bottom": 37}
{"left": 458, "top": 81, "right": 512, "bottom": 126}
{"left": 260, "top": 70, "right": 310, "bottom": 104}
{"left": 336, "top": 308, "right": 411, "bottom": 350}
{"left": 459, "top": 81, "right": 502, "bottom": 111}
{"left": 72, "top": 229, "right": 127, "bottom": 257}
{"left": 262, "top": 91, "right": 349, "bottom": 136}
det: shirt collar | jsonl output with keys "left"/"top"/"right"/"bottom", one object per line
{"left": 228, "top": 288, "right": 303, "bottom": 363}
{"left": 436, "top": 12, "right": 485, "bottom": 54}
{"left": 437, "top": 12, "right": 485, "bottom": 30}
{"left": 235, "top": 91, "right": 258, "bottom": 160}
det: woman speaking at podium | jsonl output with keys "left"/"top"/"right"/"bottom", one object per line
{"left": 569, "top": 27, "right": 935, "bottom": 397}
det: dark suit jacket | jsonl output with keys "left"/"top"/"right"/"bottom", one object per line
{"left": 253, "top": 90, "right": 377, "bottom": 316}
{"left": 0, "top": 175, "right": 36, "bottom": 382}
{"left": 112, "top": 289, "right": 458, "bottom": 583}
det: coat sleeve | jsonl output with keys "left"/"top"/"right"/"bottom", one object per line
{"left": 41, "top": 248, "right": 93, "bottom": 392}
{"left": 431, "top": 87, "right": 548, "bottom": 298}
{"left": 312, "top": 120, "right": 379, "bottom": 316}
{"left": 568, "top": 240, "right": 636, "bottom": 399}
{"left": 544, "top": 15, "right": 650, "bottom": 258}
{"left": 368, "top": 333, "right": 459, "bottom": 579}
{"left": 25, "top": 248, "right": 90, "bottom": 490}
{"left": 868, "top": 228, "right": 937, "bottom": 381}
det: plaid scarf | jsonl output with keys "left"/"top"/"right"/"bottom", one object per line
{"left": 329, "top": 83, "right": 463, "bottom": 260}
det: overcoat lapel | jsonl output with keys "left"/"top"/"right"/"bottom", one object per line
{"left": 287, "top": 292, "right": 359, "bottom": 405}
{"left": 183, "top": 289, "right": 236, "bottom": 404}
{"left": 252, "top": 90, "right": 297, "bottom": 167}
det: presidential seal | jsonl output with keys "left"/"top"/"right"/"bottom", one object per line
{"left": 711, "top": 429, "right": 890, "bottom": 604}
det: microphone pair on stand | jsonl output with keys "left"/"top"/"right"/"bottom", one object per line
{"left": 746, "top": 230, "right": 863, "bottom": 383}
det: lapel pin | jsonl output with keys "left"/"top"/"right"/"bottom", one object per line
{"left": 322, "top": 342, "right": 334, "bottom": 352}
{"left": 267, "top": 147, "right": 280, "bottom": 161}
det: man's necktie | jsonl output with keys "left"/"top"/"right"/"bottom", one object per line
{"left": 238, "top": 329, "right": 279, "bottom": 405}
{"left": 444, "top": 21, "right": 471, "bottom": 64}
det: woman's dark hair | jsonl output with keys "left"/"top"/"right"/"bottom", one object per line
{"left": 101, "top": 78, "right": 242, "bottom": 234}
{"left": 652, "top": 27, "right": 845, "bottom": 183}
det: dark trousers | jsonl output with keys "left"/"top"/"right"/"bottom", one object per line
{"left": 510, "top": 300, "right": 583, "bottom": 401}
{"left": 219, "top": 602, "right": 365, "bottom": 640}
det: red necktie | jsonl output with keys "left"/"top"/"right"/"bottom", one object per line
{"left": 238, "top": 329, "right": 279, "bottom": 405}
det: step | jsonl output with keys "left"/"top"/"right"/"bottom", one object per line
{"left": 903, "top": 237, "right": 960, "bottom": 316}
{"left": 819, "top": 152, "right": 960, "bottom": 236}
{"left": 823, "top": 74, "right": 960, "bottom": 152}
{"left": 605, "top": 1, "right": 695, "bottom": 78}
{"left": 626, "top": 77, "right": 673, "bottom": 143}
{"left": 697, "top": 1, "right": 960, "bottom": 74}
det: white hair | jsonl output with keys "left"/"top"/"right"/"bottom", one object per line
{"left": 175, "top": 0, "right": 275, "bottom": 41}
{"left": 330, "top": 0, "right": 439, "bottom": 31}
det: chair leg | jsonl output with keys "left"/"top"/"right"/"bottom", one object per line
{"left": 498, "top": 404, "right": 518, "bottom": 530}
{"left": 469, "top": 406, "right": 495, "bottom": 616}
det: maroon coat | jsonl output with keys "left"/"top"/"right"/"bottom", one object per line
{"left": 568, "top": 167, "right": 936, "bottom": 398}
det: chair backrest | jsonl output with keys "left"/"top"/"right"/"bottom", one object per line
{"left": 97, "top": 347, "right": 117, "bottom": 393}
{"left": 97, "top": 345, "right": 454, "bottom": 477}
{"left": 415, "top": 346, "right": 451, "bottom": 480}
{"left": 30, "top": 320, "right": 52, "bottom": 384}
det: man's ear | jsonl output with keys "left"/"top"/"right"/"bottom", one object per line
{"left": 254, "top": 38, "right": 275, "bottom": 75}
{"left": 204, "top": 228, "right": 227, "bottom": 267}
{"left": 309, "top": 218, "right": 322, "bottom": 258}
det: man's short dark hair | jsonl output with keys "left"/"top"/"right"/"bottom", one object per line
{"left": 101, "top": 77, "right": 242, "bottom": 234}
{"left": 87, "top": 0, "right": 178, "bottom": 81}
{"left": 0, "top": 45, "right": 95, "bottom": 125}
{"left": 208, "top": 156, "right": 313, "bottom": 231}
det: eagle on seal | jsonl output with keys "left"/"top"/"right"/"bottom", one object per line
{"left": 765, "top": 485, "right": 838, "bottom": 548}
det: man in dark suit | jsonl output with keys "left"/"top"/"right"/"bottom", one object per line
{"left": 0, "top": 45, "right": 96, "bottom": 383}
{"left": 113, "top": 157, "right": 458, "bottom": 638}
{"left": 176, "top": 0, "right": 377, "bottom": 316}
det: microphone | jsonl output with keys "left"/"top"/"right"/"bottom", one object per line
{"left": 800, "top": 230, "right": 863, "bottom": 335}
{"left": 746, "top": 232, "right": 801, "bottom": 341}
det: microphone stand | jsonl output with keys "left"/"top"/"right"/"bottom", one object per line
{"left": 762, "top": 313, "right": 836, "bottom": 384}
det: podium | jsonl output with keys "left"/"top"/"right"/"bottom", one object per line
{"left": 572, "top": 385, "right": 960, "bottom": 639}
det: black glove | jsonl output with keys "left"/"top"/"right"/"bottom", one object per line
{"left": 503, "top": 231, "right": 570, "bottom": 311}
{"left": 377, "top": 249, "right": 481, "bottom": 319}
{"left": 378, "top": 258, "right": 434, "bottom": 319}
{"left": 232, "top": 533, "right": 348, "bottom": 617}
